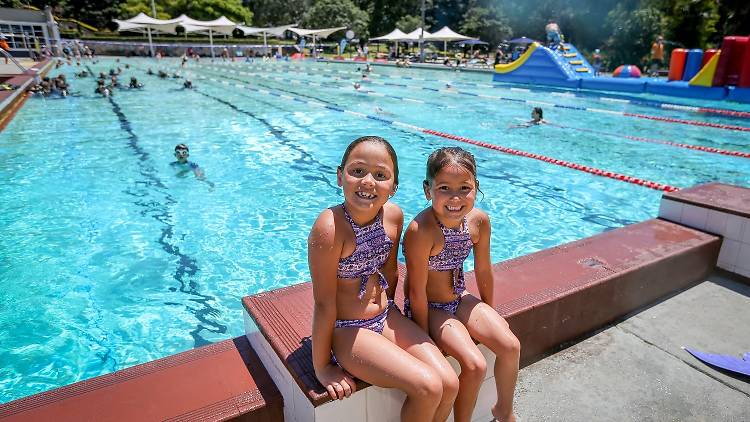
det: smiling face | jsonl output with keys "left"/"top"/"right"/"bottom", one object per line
{"left": 337, "top": 141, "right": 397, "bottom": 214}
{"left": 425, "top": 164, "right": 477, "bottom": 226}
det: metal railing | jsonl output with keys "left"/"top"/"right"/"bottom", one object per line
{"left": 0, "top": 48, "right": 28, "bottom": 72}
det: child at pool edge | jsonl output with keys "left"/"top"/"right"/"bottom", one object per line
{"left": 309, "top": 136, "right": 459, "bottom": 421}
{"left": 402, "top": 147, "right": 520, "bottom": 422}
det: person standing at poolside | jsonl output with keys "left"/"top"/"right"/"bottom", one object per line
{"left": 592, "top": 49, "right": 603, "bottom": 76}
{"left": 650, "top": 35, "right": 665, "bottom": 77}
{"left": 403, "top": 147, "right": 520, "bottom": 422}
{"left": 0, "top": 36, "right": 10, "bottom": 64}
{"left": 309, "top": 136, "right": 459, "bottom": 421}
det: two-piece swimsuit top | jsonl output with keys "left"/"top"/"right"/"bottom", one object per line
{"left": 337, "top": 205, "right": 393, "bottom": 299}
{"left": 428, "top": 216, "right": 473, "bottom": 296}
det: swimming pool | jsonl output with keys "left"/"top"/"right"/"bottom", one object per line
{"left": 1, "top": 57, "right": 749, "bottom": 403}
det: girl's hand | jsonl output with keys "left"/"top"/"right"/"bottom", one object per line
{"left": 316, "top": 363, "right": 357, "bottom": 400}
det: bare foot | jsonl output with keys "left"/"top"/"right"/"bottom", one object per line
{"left": 490, "top": 406, "right": 516, "bottom": 422}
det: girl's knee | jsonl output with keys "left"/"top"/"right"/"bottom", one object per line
{"left": 408, "top": 367, "right": 444, "bottom": 400}
{"left": 440, "top": 369, "right": 460, "bottom": 400}
{"left": 460, "top": 352, "right": 487, "bottom": 382}
{"left": 493, "top": 333, "right": 521, "bottom": 359}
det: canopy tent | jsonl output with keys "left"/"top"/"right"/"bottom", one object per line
{"left": 425, "top": 26, "right": 472, "bottom": 54}
{"left": 370, "top": 28, "right": 409, "bottom": 57}
{"left": 370, "top": 28, "right": 408, "bottom": 41}
{"left": 237, "top": 24, "right": 296, "bottom": 52}
{"left": 287, "top": 26, "right": 346, "bottom": 57}
{"left": 403, "top": 27, "right": 431, "bottom": 41}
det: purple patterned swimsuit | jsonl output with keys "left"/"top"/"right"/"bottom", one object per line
{"left": 405, "top": 216, "right": 473, "bottom": 318}
{"left": 334, "top": 205, "right": 394, "bottom": 335}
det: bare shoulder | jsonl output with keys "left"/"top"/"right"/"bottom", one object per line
{"left": 309, "top": 206, "right": 344, "bottom": 246}
{"left": 383, "top": 201, "right": 404, "bottom": 227}
{"left": 404, "top": 208, "right": 438, "bottom": 240}
{"left": 467, "top": 208, "right": 491, "bottom": 235}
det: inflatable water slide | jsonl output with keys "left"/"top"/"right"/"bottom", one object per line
{"left": 493, "top": 37, "right": 750, "bottom": 103}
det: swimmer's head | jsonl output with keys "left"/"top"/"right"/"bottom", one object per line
{"left": 174, "top": 144, "right": 189, "bottom": 160}
{"left": 531, "top": 107, "right": 543, "bottom": 121}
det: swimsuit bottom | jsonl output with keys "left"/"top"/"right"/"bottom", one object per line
{"left": 334, "top": 299, "right": 395, "bottom": 334}
{"left": 403, "top": 295, "right": 462, "bottom": 319}
{"left": 331, "top": 300, "right": 398, "bottom": 366}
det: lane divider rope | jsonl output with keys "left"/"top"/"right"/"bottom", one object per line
{"left": 203, "top": 62, "right": 750, "bottom": 132}
{"left": 550, "top": 123, "right": 750, "bottom": 159}
{"left": 183, "top": 67, "right": 679, "bottom": 192}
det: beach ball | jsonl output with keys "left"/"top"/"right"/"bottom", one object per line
{"left": 613, "top": 65, "right": 642, "bottom": 78}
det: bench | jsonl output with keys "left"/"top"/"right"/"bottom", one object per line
{"left": 244, "top": 214, "right": 720, "bottom": 421}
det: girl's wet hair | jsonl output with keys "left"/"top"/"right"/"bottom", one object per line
{"left": 533, "top": 107, "right": 543, "bottom": 119}
{"left": 424, "top": 147, "right": 483, "bottom": 197}
{"left": 338, "top": 136, "right": 399, "bottom": 187}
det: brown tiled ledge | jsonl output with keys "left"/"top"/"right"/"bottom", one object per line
{"left": 663, "top": 183, "right": 750, "bottom": 219}
{"left": 0, "top": 336, "right": 282, "bottom": 422}
{"left": 659, "top": 183, "right": 750, "bottom": 279}
{"left": 0, "top": 58, "right": 54, "bottom": 131}
{"left": 243, "top": 218, "right": 721, "bottom": 408}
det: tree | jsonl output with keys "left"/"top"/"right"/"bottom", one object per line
{"left": 302, "top": 0, "right": 369, "bottom": 40}
{"left": 459, "top": 1, "right": 513, "bottom": 46}
{"left": 248, "top": 0, "right": 305, "bottom": 26}
{"left": 715, "top": 0, "right": 750, "bottom": 40}
{"left": 169, "top": 0, "right": 252, "bottom": 24}
{"left": 604, "top": 0, "right": 662, "bottom": 71}
{"left": 61, "top": 0, "right": 122, "bottom": 29}
{"left": 394, "top": 15, "right": 421, "bottom": 33}
{"left": 659, "top": 0, "right": 718, "bottom": 49}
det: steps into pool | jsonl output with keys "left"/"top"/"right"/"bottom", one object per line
{"left": 243, "top": 214, "right": 721, "bottom": 421}
{"left": 0, "top": 336, "right": 282, "bottom": 422}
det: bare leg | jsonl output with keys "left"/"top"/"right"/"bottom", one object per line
{"left": 333, "top": 325, "right": 443, "bottom": 422}
{"left": 428, "top": 307, "right": 486, "bottom": 422}
{"left": 456, "top": 295, "right": 520, "bottom": 422}
{"left": 383, "top": 309, "right": 459, "bottom": 421}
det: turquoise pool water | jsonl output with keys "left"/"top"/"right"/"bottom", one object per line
{"left": 1, "top": 57, "right": 749, "bottom": 403}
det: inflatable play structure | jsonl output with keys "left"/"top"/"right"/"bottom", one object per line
{"left": 493, "top": 36, "right": 750, "bottom": 103}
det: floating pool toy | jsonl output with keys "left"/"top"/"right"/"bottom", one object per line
{"left": 613, "top": 65, "right": 642, "bottom": 78}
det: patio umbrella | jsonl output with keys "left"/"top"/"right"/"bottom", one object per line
{"left": 508, "top": 37, "right": 535, "bottom": 45}
{"left": 455, "top": 39, "right": 488, "bottom": 55}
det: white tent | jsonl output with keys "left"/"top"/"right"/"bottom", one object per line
{"left": 370, "top": 28, "right": 409, "bottom": 57}
{"left": 425, "top": 26, "right": 472, "bottom": 54}
{"left": 288, "top": 26, "right": 346, "bottom": 57}
{"left": 237, "top": 24, "right": 296, "bottom": 52}
{"left": 403, "top": 27, "right": 432, "bottom": 41}
{"left": 181, "top": 16, "right": 236, "bottom": 58}
{"left": 370, "top": 28, "right": 407, "bottom": 41}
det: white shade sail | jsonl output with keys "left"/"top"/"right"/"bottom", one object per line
{"left": 237, "top": 24, "right": 295, "bottom": 37}
{"left": 370, "top": 28, "right": 408, "bottom": 41}
{"left": 288, "top": 26, "right": 346, "bottom": 39}
{"left": 403, "top": 28, "right": 432, "bottom": 41}
{"left": 425, "top": 26, "right": 472, "bottom": 41}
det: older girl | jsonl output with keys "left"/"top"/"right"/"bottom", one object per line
{"left": 403, "top": 147, "right": 520, "bottom": 422}
{"left": 309, "top": 136, "right": 458, "bottom": 421}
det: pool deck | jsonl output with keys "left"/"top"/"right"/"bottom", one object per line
{"left": 514, "top": 270, "right": 750, "bottom": 421}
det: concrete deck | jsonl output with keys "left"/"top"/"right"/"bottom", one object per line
{"left": 514, "top": 271, "right": 750, "bottom": 421}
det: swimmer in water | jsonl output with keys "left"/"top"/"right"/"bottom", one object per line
{"left": 353, "top": 82, "right": 361, "bottom": 90}
{"left": 509, "top": 107, "right": 547, "bottom": 128}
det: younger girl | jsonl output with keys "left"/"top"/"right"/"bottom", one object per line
{"left": 309, "top": 136, "right": 458, "bottom": 421}
{"left": 403, "top": 147, "right": 520, "bottom": 422}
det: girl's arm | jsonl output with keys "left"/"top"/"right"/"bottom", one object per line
{"left": 308, "top": 209, "right": 355, "bottom": 400}
{"left": 382, "top": 202, "right": 404, "bottom": 300}
{"left": 473, "top": 211, "right": 495, "bottom": 308}
{"left": 403, "top": 218, "right": 432, "bottom": 333}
